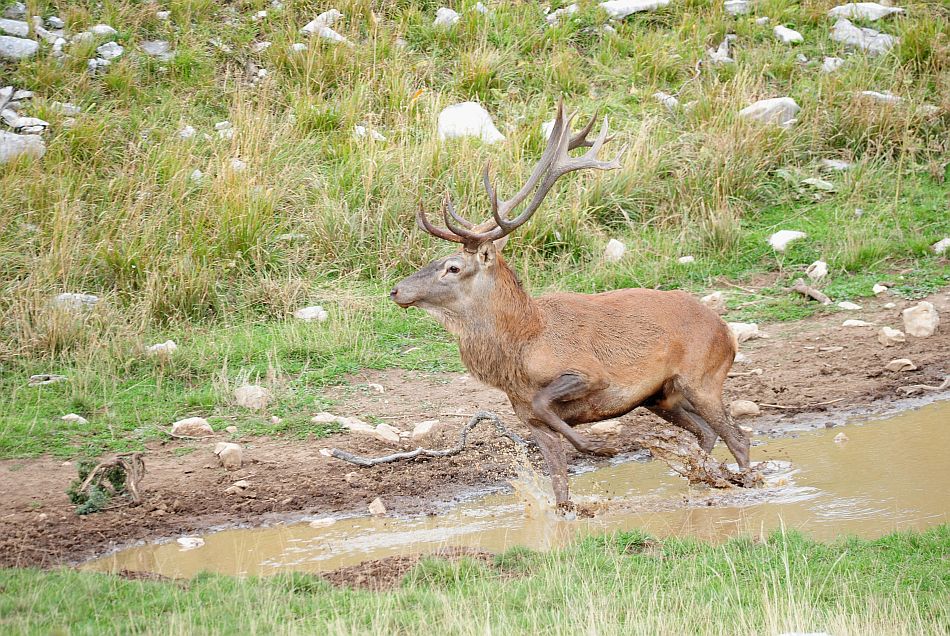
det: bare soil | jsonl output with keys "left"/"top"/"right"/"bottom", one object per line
{"left": 1, "top": 289, "right": 947, "bottom": 578}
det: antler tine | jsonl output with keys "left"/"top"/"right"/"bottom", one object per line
{"left": 441, "top": 192, "right": 482, "bottom": 239}
{"left": 443, "top": 191, "right": 475, "bottom": 229}
{"left": 416, "top": 202, "right": 465, "bottom": 244}
{"left": 482, "top": 161, "right": 499, "bottom": 215}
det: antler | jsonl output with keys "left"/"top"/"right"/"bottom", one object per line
{"left": 417, "top": 99, "right": 627, "bottom": 248}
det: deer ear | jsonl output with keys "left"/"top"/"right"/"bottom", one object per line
{"left": 493, "top": 235, "right": 509, "bottom": 251}
{"left": 476, "top": 240, "right": 497, "bottom": 266}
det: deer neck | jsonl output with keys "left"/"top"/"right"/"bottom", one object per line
{"left": 455, "top": 261, "right": 542, "bottom": 389}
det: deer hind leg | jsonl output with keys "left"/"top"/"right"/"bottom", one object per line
{"left": 646, "top": 404, "right": 718, "bottom": 453}
{"left": 527, "top": 421, "right": 573, "bottom": 509}
{"left": 531, "top": 373, "right": 617, "bottom": 458}
{"left": 675, "top": 379, "right": 750, "bottom": 468}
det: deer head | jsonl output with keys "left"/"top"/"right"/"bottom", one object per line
{"left": 390, "top": 100, "right": 626, "bottom": 330}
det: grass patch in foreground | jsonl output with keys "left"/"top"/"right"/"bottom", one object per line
{"left": 1, "top": 527, "right": 947, "bottom": 635}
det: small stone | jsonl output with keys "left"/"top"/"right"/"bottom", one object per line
{"left": 311, "top": 412, "right": 340, "bottom": 424}
{"left": 773, "top": 25, "right": 803, "bottom": 44}
{"left": 189, "top": 168, "right": 203, "bottom": 182}
{"left": 842, "top": 319, "right": 874, "bottom": 327}
{"left": 293, "top": 305, "right": 328, "bottom": 322}
{"left": 344, "top": 471, "right": 359, "bottom": 483}
{"left": 802, "top": 178, "right": 835, "bottom": 192}
{"left": 96, "top": 41, "right": 124, "bottom": 61}
{"left": 603, "top": 238, "right": 626, "bottom": 262}
{"left": 872, "top": 283, "right": 888, "bottom": 295}
{"left": 141, "top": 40, "right": 173, "bottom": 61}
{"left": 374, "top": 423, "right": 401, "bottom": 444}
{"left": 806, "top": 260, "right": 828, "bottom": 282}
{"left": 821, "top": 57, "right": 846, "bottom": 73}
{"left": 820, "top": 158, "right": 851, "bottom": 171}
{"left": 0, "top": 35, "right": 39, "bottom": 61}
{"left": 885, "top": 358, "right": 916, "bottom": 372}
{"left": 590, "top": 420, "right": 623, "bottom": 435}
{"left": 251, "top": 41, "right": 271, "bottom": 53}
{"left": 309, "top": 517, "right": 337, "bottom": 528}
{"left": 830, "top": 18, "right": 895, "bottom": 56}
{"left": 365, "top": 383, "right": 384, "bottom": 394}
{"left": 224, "top": 485, "right": 243, "bottom": 495}
{"left": 437, "top": 102, "right": 505, "bottom": 144}
{"left": 230, "top": 479, "right": 249, "bottom": 489}
{"left": 0, "top": 131, "right": 45, "bottom": 164}
{"left": 178, "top": 125, "right": 196, "bottom": 139}
{"left": 157, "top": 10, "right": 171, "bottom": 20}
{"left": 474, "top": 2, "right": 490, "bottom": 15}
{"left": 61, "top": 413, "right": 89, "bottom": 425}
{"left": 837, "top": 301, "right": 862, "bottom": 311}
{"left": 883, "top": 302, "right": 896, "bottom": 309}
{"left": 728, "top": 322, "right": 762, "bottom": 343}
{"left": 433, "top": 7, "right": 460, "bottom": 27}
{"left": 653, "top": 91, "right": 679, "bottom": 111}
{"left": 411, "top": 419, "right": 440, "bottom": 442}
{"left": 902, "top": 302, "right": 939, "bottom": 337}
{"left": 51, "top": 102, "right": 81, "bottom": 116}
{"left": 931, "top": 237, "right": 949, "bottom": 254}
{"left": 729, "top": 400, "right": 760, "bottom": 418}
{"left": 290, "top": 42, "right": 307, "bottom": 53}
{"left": 828, "top": 3, "right": 904, "bottom": 21}
{"left": 723, "top": 0, "right": 751, "bottom": 16}
{"left": 834, "top": 432, "right": 848, "bottom": 443}
{"left": 545, "top": 3, "right": 578, "bottom": 25}
{"left": 860, "top": 90, "right": 902, "bottom": 104}
{"left": 225, "top": 425, "right": 238, "bottom": 433}
{"left": 214, "top": 442, "right": 243, "bottom": 470}
{"left": 28, "top": 374, "right": 67, "bottom": 387}
{"left": 877, "top": 326, "right": 905, "bottom": 346}
{"left": 234, "top": 384, "right": 273, "bottom": 410}
{"left": 677, "top": 255, "right": 695, "bottom": 265}
{"left": 177, "top": 537, "right": 205, "bottom": 550}
{"left": 146, "top": 340, "right": 178, "bottom": 356}
{"left": 768, "top": 230, "right": 806, "bottom": 251}
{"left": 2, "top": 3, "right": 25, "bottom": 20}
{"left": 0, "top": 18, "right": 29, "bottom": 37}
{"left": 253, "top": 10, "right": 268, "bottom": 20}
{"left": 755, "top": 16, "right": 769, "bottom": 25}
{"left": 230, "top": 158, "right": 246, "bottom": 171}
{"left": 600, "top": 0, "right": 670, "bottom": 19}
{"left": 368, "top": 497, "right": 386, "bottom": 516}
{"left": 739, "top": 98, "right": 800, "bottom": 128}
{"left": 700, "top": 291, "right": 727, "bottom": 314}
{"left": 88, "top": 24, "right": 118, "bottom": 37}
{"left": 270, "top": 415, "right": 281, "bottom": 425}
{"left": 319, "top": 448, "right": 333, "bottom": 457}
{"left": 52, "top": 292, "right": 99, "bottom": 311}
{"left": 171, "top": 417, "right": 213, "bottom": 437}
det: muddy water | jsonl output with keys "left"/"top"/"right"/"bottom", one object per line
{"left": 85, "top": 401, "right": 950, "bottom": 578}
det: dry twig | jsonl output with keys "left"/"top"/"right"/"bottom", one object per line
{"left": 896, "top": 376, "right": 950, "bottom": 396}
{"left": 76, "top": 453, "right": 146, "bottom": 504}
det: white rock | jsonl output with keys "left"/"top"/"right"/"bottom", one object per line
{"left": 51, "top": 101, "right": 81, "bottom": 116}
{"left": 724, "top": 0, "right": 751, "bottom": 16}
{"left": 474, "top": 2, "right": 490, "bottom": 15}
{"left": 820, "top": 158, "right": 851, "bottom": 171}
{"left": 603, "top": 238, "right": 626, "bottom": 262}
{"left": 837, "top": 301, "right": 862, "bottom": 310}
{"left": 883, "top": 302, "right": 896, "bottom": 309}
{"left": 653, "top": 91, "right": 679, "bottom": 111}
{"left": 877, "top": 326, "right": 905, "bottom": 346}
{"left": 374, "top": 423, "right": 401, "bottom": 444}
{"left": 225, "top": 425, "right": 238, "bottom": 433}
{"left": 872, "top": 283, "right": 888, "bottom": 295}
{"left": 834, "top": 432, "right": 848, "bottom": 444}
{"left": 805, "top": 260, "right": 828, "bottom": 282}
{"left": 842, "top": 319, "right": 874, "bottom": 327}
{"left": 141, "top": 40, "right": 173, "bottom": 61}
{"left": 734, "top": 351, "right": 749, "bottom": 363}
{"left": 902, "top": 302, "right": 939, "bottom": 337}
{"left": 234, "top": 384, "right": 273, "bottom": 410}
{"left": 368, "top": 497, "right": 387, "bottom": 516}
{"left": 774, "top": 25, "right": 803, "bottom": 44}
{"left": 589, "top": 420, "right": 622, "bottom": 436}
{"left": 28, "top": 374, "right": 67, "bottom": 386}
{"left": 728, "top": 322, "right": 762, "bottom": 343}
{"left": 433, "top": 7, "right": 460, "bottom": 27}
{"left": 177, "top": 537, "right": 205, "bottom": 550}
{"left": 677, "top": 255, "right": 695, "bottom": 264}
{"left": 2, "top": 3, "right": 25, "bottom": 19}
{"left": 251, "top": 41, "right": 271, "bottom": 53}
{"left": 254, "top": 10, "right": 268, "bottom": 20}
{"left": 230, "top": 158, "right": 246, "bottom": 171}
{"left": 52, "top": 292, "right": 99, "bottom": 310}
{"left": 71, "top": 31, "right": 94, "bottom": 45}
{"left": 821, "top": 56, "right": 846, "bottom": 73}
{"left": 96, "top": 41, "right": 124, "bottom": 60}
{"left": 739, "top": 97, "right": 800, "bottom": 127}
{"left": 767, "top": 229, "right": 806, "bottom": 251}
{"left": 87, "top": 58, "right": 112, "bottom": 73}
{"left": 353, "top": 124, "right": 386, "bottom": 141}
{"left": 178, "top": 125, "right": 196, "bottom": 139}
{"left": 300, "top": 9, "right": 350, "bottom": 44}
{"left": 171, "top": 417, "right": 213, "bottom": 436}
{"left": 0, "top": 130, "right": 44, "bottom": 163}
{"left": 860, "top": 90, "right": 901, "bottom": 104}
{"left": 707, "top": 36, "right": 735, "bottom": 65}
{"left": 755, "top": 16, "right": 769, "bottom": 25}
{"left": 729, "top": 400, "right": 760, "bottom": 418}
{"left": 600, "top": 0, "right": 670, "bottom": 19}
{"left": 311, "top": 412, "right": 339, "bottom": 424}
{"left": 157, "top": 10, "right": 171, "bottom": 20}
{"left": 885, "top": 358, "right": 917, "bottom": 372}
{"left": 700, "top": 291, "right": 727, "bottom": 314}
{"left": 290, "top": 42, "right": 307, "bottom": 53}
{"left": 1, "top": 110, "right": 48, "bottom": 134}
{"left": 830, "top": 18, "right": 896, "bottom": 56}
{"left": 546, "top": 4, "right": 578, "bottom": 25}
{"left": 309, "top": 517, "right": 337, "bottom": 528}
{"left": 0, "top": 35, "right": 39, "bottom": 60}
{"left": 294, "top": 305, "right": 328, "bottom": 322}
{"left": 933, "top": 238, "right": 950, "bottom": 254}
{"left": 147, "top": 340, "right": 178, "bottom": 356}
{"left": 214, "top": 442, "right": 243, "bottom": 470}
{"left": 88, "top": 24, "right": 118, "bottom": 37}
{"left": 437, "top": 102, "right": 505, "bottom": 144}
{"left": 828, "top": 3, "right": 904, "bottom": 21}
{"left": 411, "top": 419, "right": 440, "bottom": 442}
{"left": 189, "top": 168, "right": 203, "bottom": 182}
{"left": 0, "top": 18, "right": 29, "bottom": 37}
{"left": 802, "top": 177, "right": 835, "bottom": 192}
{"left": 62, "top": 413, "right": 89, "bottom": 425}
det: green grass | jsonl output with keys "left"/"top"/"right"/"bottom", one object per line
{"left": 1, "top": 526, "right": 947, "bottom": 634}
{"left": 0, "top": 0, "right": 948, "bottom": 458}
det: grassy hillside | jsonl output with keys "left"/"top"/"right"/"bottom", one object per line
{"left": 0, "top": 0, "right": 948, "bottom": 457}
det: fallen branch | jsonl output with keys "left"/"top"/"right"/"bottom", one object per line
{"left": 324, "top": 411, "right": 533, "bottom": 467}
{"left": 896, "top": 376, "right": 950, "bottom": 396}
{"left": 76, "top": 453, "right": 146, "bottom": 504}
{"left": 637, "top": 429, "right": 762, "bottom": 488}
{"left": 790, "top": 278, "right": 831, "bottom": 305}
{"left": 759, "top": 397, "right": 846, "bottom": 410}
{"left": 728, "top": 368, "right": 763, "bottom": 378}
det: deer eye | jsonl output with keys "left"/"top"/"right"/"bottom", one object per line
{"left": 447, "top": 265, "right": 460, "bottom": 274}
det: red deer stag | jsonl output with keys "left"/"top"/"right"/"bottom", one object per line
{"left": 390, "top": 100, "right": 750, "bottom": 509}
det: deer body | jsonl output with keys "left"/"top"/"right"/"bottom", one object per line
{"left": 392, "top": 101, "right": 750, "bottom": 508}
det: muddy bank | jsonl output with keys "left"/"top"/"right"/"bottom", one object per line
{"left": 1, "top": 289, "right": 947, "bottom": 569}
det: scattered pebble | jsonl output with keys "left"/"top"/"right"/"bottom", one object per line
{"left": 885, "top": 358, "right": 916, "bottom": 372}
{"left": 309, "top": 517, "right": 337, "bottom": 528}
{"left": 883, "top": 302, "right": 896, "bottom": 309}
{"left": 52, "top": 292, "right": 99, "bottom": 311}
{"left": 546, "top": 3, "right": 579, "bottom": 25}
{"left": 700, "top": 291, "right": 727, "bottom": 314}
{"left": 230, "top": 158, "right": 246, "bottom": 171}
{"left": 729, "top": 400, "right": 760, "bottom": 418}
{"left": 877, "top": 326, "right": 905, "bottom": 346}
{"left": 214, "top": 442, "right": 243, "bottom": 470}
{"left": 141, "top": 40, "right": 174, "bottom": 61}
{"left": 827, "top": 3, "right": 904, "bottom": 21}
{"left": 157, "top": 10, "right": 171, "bottom": 20}
{"left": 724, "top": 0, "right": 751, "bottom": 16}
{"left": 178, "top": 125, "right": 196, "bottom": 139}
{"left": 61, "top": 413, "right": 89, "bottom": 425}
{"left": 433, "top": 7, "right": 461, "bottom": 27}
{"left": 872, "top": 283, "right": 888, "bottom": 295}
{"left": 768, "top": 230, "right": 806, "bottom": 251}
{"left": 28, "top": 374, "right": 67, "bottom": 387}
{"left": 600, "top": 0, "right": 671, "bottom": 20}
{"left": 860, "top": 90, "right": 901, "bottom": 104}
{"left": 820, "top": 158, "right": 851, "bottom": 171}
{"left": 189, "top": 168, "right": 204, "bottom": 182}
{"left": 234, "top": 384, "right": 273, "bottom": 410}
{"left": 88, "top": 24, "right": 118, "bottom": 37}
{"left": 437, "top": 102, "right": 505, "bottom": 144}
{"left": 773, "top": 25, "right": 803, "bottom": 44}
{"left": 0, "top": 35, "right": 39, "bottom": 61}
{"left": 805, "top": 260, "right": 828, "bottom": 282}
{"left": 902, "top": 302, "right": 939, "bottom": 337}
{"left": 833, "top": 432, "right": 848, "bottom": 443}
{"left": 177, "top": 537, "right": 205, "bottom": 550}
{"left": 368, "top": 497, "right": 387, "bottom": 516}
{"left": 830, "top": 18, "right": 896, "bottom": 56}
{"left": 842, "top": 319, "right": 874, "bottom": 327}
{"left": 739, "top": 97, "right": 800, "bottom": 128}
{"left": 146, "top": 340, "right": 178, "bottom": 356}
{"left": 653, "top": 91, "right": 679, "bottom": 112}
{"left": 411, "top": 419, "right": 440, "bottom": 442}
{"left": 96, "top": 41, "right": 124, "bottom": 60}
{"left": 171, "top": 417, "right": 213, "bottom": 437}
{"left": 933, "top": 238, "right": 950, "bottom": 254}
{"left": 837, "top": 301, "right": 862, "bottom": 311}
{"left": 802, "top": 177, "right": 835, "bottom": 192}
{"left": 728, "top": 322, "right": 763, "bottom": 343}
{"left": 603, "top": 238, "right": 626, "bottom": 262}
{"left": 755, "top": 16, "right": 769, "bottom": 25}
{"left": 821, "top": 56, "right": 846, "bottom": 73}
{"left": 677, "top": 255, "right": 695, "bottom": 264}
{"left": 294, "top": 305, "right": 328, "bottom": 322}
{"left": 300, "top": 9, "right": 350, "bottom": 45}
{"left": 225, "top": 425, "right": 238, "bottom": 433}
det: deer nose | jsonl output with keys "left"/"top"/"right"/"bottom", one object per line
{"left": 389, "top": 286, "right": 399, "bottom": 300}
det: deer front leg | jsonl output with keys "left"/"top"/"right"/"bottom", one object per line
{"left": 527, "top": 422, "right": 573, "bottom": 511}
{"left": 531, "top": 373, "right": 617, "bottom": 457}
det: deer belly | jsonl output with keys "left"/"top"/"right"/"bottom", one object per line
{"left": 556, "top": 386, "right": 650, "bottom": 425}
